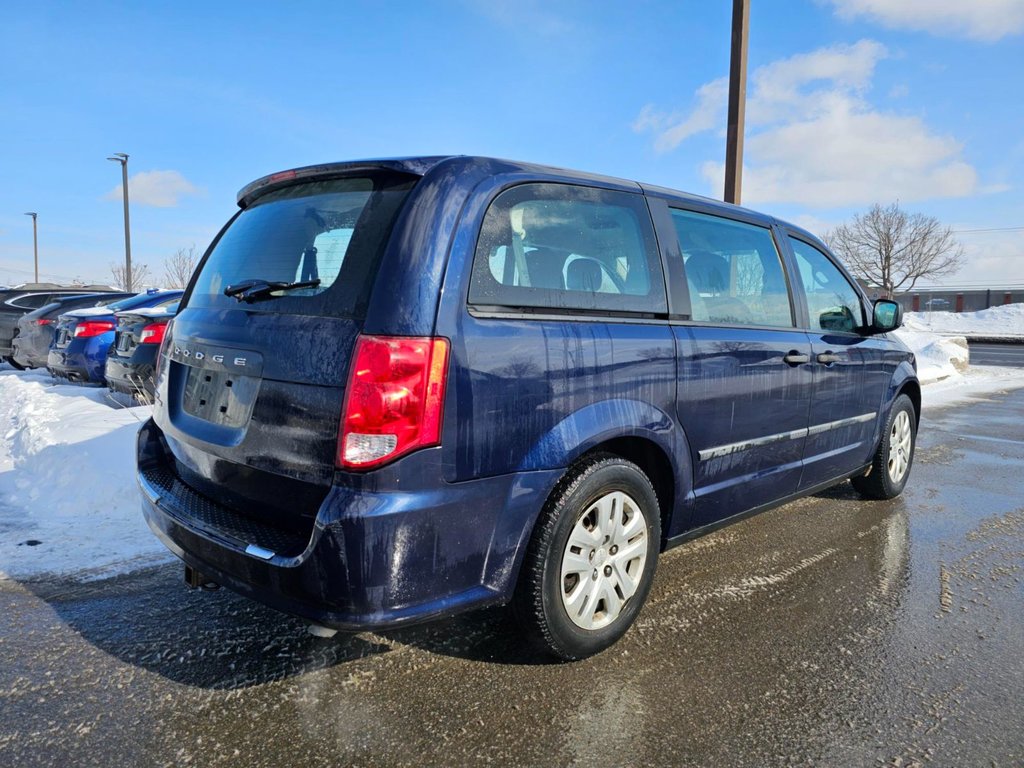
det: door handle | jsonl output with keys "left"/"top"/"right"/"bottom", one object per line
{"left": 817, "top": 352, "right": 841, "bottom": 365}
{"left": 783, "top": 351, "right": 810, "bottom": 365}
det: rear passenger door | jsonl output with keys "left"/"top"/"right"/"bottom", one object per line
{"left": 650, "top": 200, "right": 814, "bottom": 528}
{"left": 784, "top": 234, "right": 892, "bottom": 488}
{"left": 453, "top": 182, "right": 677, "bottom": 484}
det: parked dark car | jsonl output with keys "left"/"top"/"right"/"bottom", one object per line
{"left": 137, "top": 156, "right": 919, "bottom": 660}
{"left": 105, "top": 301, "right": 180, "bottom": 399}
{"left": 12, "top": 292, "right": 135, "bottom": 370}
{"left": 48, "top": 290, "right": 183, "bottom": 384}
{"left": 0, "top": 286, "right": 122, "bottom": 367}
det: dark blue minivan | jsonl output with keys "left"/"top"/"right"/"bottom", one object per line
{"left": 137, "top": 157, "right": 918, "bottom": 659}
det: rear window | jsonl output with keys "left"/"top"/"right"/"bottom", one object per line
{"left": 7, "top": 294, "right": 54, "bottom": 310}
{"left": 187, "top": 175, "right": 415, "bottom": 317}
{"left": 105, "top": 293, "right": 174, "bottom": 312}
{"left": 670, "top": 209, "right": 793, "bottom": 328}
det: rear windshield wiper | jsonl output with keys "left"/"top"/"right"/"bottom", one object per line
{"left": 223, "top": 278, "right": 321, "bottom": 303}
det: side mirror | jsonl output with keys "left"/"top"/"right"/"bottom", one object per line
{"left": 872, "top": 299, "right": 902, "bottom": 333}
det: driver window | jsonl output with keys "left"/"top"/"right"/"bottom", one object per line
{"left": 788, "top": 237, "right": 864, "bottom": 333}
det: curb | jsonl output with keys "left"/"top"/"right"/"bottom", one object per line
{"left": 965, "top": 337, "right": 1024, "bottom": 345}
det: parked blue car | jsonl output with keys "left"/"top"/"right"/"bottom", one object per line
{"left": 48, "top": 290, "right": 183, "bottom": 383}
{"left": 137, "top": 157, "right": 918, "bottom": 660}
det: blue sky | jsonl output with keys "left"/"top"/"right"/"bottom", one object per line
{"left": 1, "top": 0, "right": 1022, "bottom": 288}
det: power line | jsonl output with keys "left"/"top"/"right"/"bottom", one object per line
{"left": 952, "top": 226, "right": 1024, "bottom": 234}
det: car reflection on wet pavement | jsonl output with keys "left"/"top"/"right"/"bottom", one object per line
{"left": 1, "top": 388, "right": 1023, "bottom": 767}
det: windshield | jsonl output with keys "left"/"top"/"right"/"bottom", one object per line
{"left": 186, "top": 175, "right": 416, "bottom": 318}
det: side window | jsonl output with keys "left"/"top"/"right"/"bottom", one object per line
{"left": 669, "top": 209, "right": 793, "bottom": 327}
{"left": 788, "top": 237, "right": 864, "bottom": 333}
{"left": 469, "top": 183, "right": 667, "bottom": 314}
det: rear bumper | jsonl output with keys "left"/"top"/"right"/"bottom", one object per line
{"left": 137, "top": 419, "right": 558, "bottom": 630}
{"left": 106, "top": 348, "right": 157, "bottom": 395}
{"left": 47, "top": 349, "right": 92, "bottom": 382}
{"left": 12, "top": 340, "right": 39, "bottom": 369}
{"left": 48, "top": 341, "right": 107, "bottom": 383}
{"left": 12, "top": 329, "right": 51, "bottom": 369}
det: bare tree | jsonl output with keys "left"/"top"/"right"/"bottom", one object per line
{"left": 164, "top": 245, "right": 202, "bottom": 288}
{"left": 825, "top": 203, "right": 964, "bottom": 298}
{"left": 110, "top": 261, "right": 152, "bottom": 291}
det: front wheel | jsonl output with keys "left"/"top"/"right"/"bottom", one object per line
{"left": 852, "top": 394, "right": 917, "bottom": 500}
{"left": 513, "top": 455, "right": 660, "bottom": 660}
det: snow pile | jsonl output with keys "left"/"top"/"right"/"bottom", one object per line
{"left": 892, "top": 329, "right": 969, "bottom": 385}
{"left": 904, "top": 303, "right": 1024, "bottom": 339}
{"left": 0, "top": 369, "right": 173, "bottom": 581}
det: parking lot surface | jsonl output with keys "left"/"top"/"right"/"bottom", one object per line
{"left": 2, "top": 387, "right": 1023, "bottom": 767}
{"left": 969, "top": 341, "right": 1024, "bottom": 367}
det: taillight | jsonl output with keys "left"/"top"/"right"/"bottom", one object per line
{"left": 155, "top": 318, "right": 174, "bottom": 371}
{"left": 74, "top": 320, "right": 115, "bottom": 338}
{"left": 338, "top": 335, "right": 449, "bottom": 470}
{"left": 139, "top": 323, "right": 167, "bottom": 344}
{"left": 35, "top": 318, "right": 53, "bottom": 326}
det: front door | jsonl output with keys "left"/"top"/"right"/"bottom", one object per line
{"left": 785, "top": 234, "right": 891, "bottom": 488}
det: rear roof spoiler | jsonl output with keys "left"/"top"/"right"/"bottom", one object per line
{"left": 236, "top": 156, "right": 455, "bottom": 208}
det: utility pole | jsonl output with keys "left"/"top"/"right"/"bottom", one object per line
{"left": 23, "top": 212, "right": 38, "bottom": 283}
{"left": 724, "top": 0, "right": 750, "bottom": 205}
{"left": 107, "top": 152, "right": 132, "bottom": 291}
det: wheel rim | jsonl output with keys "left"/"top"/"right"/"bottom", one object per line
{"left": 560, "top": 490, "right": 649, "bottom": 631}
{"left": 887, "top": 410, "right": 913, "bottom": 483}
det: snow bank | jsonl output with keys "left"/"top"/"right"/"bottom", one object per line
{"left": 892, "top": 329, "right": 969, "bottom": 385}
{"left": 0, "top": 369, "right": 173, "bottom": 581}
{"left": 893, "top": 327, "right": 1024, "bottom": 405}
{"left": 904, "top": 303, "right": 1024, "bottom": 339}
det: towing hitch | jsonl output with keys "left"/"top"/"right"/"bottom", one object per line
{"left": 184, "top": 564, "right": 220, "bottom": 591}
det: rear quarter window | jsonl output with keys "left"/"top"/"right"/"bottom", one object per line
{"left": 469, "top": 183, "right": 667, "bottom": 315}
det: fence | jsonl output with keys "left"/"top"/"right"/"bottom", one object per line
{"left": 894, "top": 289, "right": 1024, "bottom": 313}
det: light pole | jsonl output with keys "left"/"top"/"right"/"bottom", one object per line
{"left": 107, "top": 152, "right": 132, "bottom": 291}
{"left": 23, "top": 212, "right": 38, "bottom": 283}
{"left": 724, "top": 0, "right": 750, "bottom": 205}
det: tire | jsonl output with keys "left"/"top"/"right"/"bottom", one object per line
{"left": 851, "top": 394, "right": 917, "bottom": 500}
{"left": 513, "top": 454, "right": 661, "bottom": 660}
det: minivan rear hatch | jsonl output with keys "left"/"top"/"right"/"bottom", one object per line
{"left": 154, "top": 171, "right": 418, "bottom": 537}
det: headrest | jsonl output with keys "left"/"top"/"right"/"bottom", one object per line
{"left": 565, "top": 258, "right": 604, "bottom": 291}
{"left": 685, "top": 250, "right": 728, "bottom": 295}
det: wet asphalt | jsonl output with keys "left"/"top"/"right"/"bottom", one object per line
{"left": 2, "top": 387, "right": 1023, "bottom": 768}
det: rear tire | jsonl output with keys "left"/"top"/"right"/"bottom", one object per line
{"left": 851, "top": 394, "right": 916, "bottom": 500}
{"left": 513, "top": 454, "right": 660, "bottom": 660}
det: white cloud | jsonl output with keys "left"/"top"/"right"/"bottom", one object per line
{"left": 824, "top": 0, "right": 1024, "bottom": 42}
{"left": 634, "top": 40, "right": 980, "bottom": 208}
{"left": 952, "top": 228, "right": 1024, "bottom": 284}
{"left": 105, "top": 170, "right": 201, "bottom": 208}
{"left": 633, "top": 78, "right": 728, "bottom": 152}
{"left": 465, "top": 0, "right": 574, "bottom": 37}
{"left": 789, "top": 214, "right": 840, "bottom": 239}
